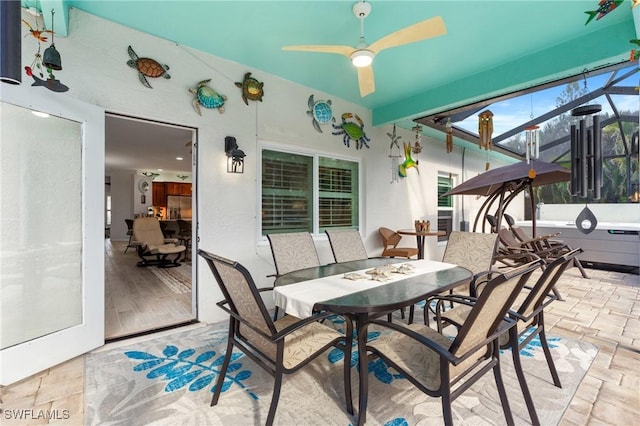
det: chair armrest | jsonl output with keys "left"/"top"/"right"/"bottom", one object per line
{"left": 270, "top": 310, "right": 344, "bottom": 342}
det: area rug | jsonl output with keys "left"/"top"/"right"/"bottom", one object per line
{"left": 148, "top": 266, "right": 191, "bottom": 294}
{"left": 85, "top": 318, "right": 598, "bottom": 426}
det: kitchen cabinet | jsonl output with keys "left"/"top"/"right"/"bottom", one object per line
{"left": 152, "top": 182, "right": 191, "bottom": 208}
{"left": 152, "top": 182, "right": 166, "bottom": 207}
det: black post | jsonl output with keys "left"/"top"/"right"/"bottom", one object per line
{"left": 0, "top": 0, "right": 22, "bottom": 85}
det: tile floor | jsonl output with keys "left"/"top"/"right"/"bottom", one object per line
{"left": 1, "top": 266, "right": 638, "bottom": 425}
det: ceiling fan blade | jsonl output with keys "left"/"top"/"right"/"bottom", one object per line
{"left": 368, "top": 16, "right": 446, "bottom": 54}
{"left": 282, "top": 45, "right": 356, "bottom": 58}
{"left": 357, "top": 66, "right": 375, "bottom": 97}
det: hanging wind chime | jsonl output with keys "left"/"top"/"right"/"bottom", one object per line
{"left": 525, "top": 125, "right": 540, "bottom": 178}
{"left": 445, "top": 117, "right": 453, "bottom": 154}
{"left": 25, "top": 9, "right": 68, "bottom": 92}
{"left": 387, "top": 124, "right": 402, "bottom": 184}
{"left": 411, "top": 125, "right": 423, "bottom": 162}
{"left": 445, "top": 117, "right": 453, "bottom": 181}
{"left": 478, "top": 110, "right": 493, "bottom": 170}
{"left": 525, "top": 95, "right": 540, "bottom": 179}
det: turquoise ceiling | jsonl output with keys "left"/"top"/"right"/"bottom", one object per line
{"left": 21, "top": 1, "right": 636, "bottom": 129}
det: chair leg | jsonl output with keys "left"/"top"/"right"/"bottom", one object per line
{"left": 211, "top": 336, "right": 234, "bottom": 406}
{"left": 440, "top": 387, "right": 454, "bottom": 426}
{"left": 538, "top": 314, "right": 562, "bottom": 388}
{"left": 574, "top": 257, "right": 590, "bottom": 279}
{"left": 266, "top": 369, "right": 283, "bottom": 426}
{"left": 508, "top": 328, "right": 540, "bottom": 426}
{"left": 408, "top": 305, "right": 414, "bottom": 324}
{"left": 492, "top": 341, "right": 516, "bottom": 426}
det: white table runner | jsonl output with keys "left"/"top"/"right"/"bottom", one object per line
{"left": 273, "top": 259, "right": 457, "bottom": 318}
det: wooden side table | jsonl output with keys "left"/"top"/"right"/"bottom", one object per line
{"left": 397, "top": 229, "right": 446, "bottom": 259}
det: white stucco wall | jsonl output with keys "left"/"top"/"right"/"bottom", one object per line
{"left": 16, "top": 8, "right": 519, "bottom": 325}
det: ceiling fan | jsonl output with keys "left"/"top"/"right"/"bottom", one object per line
{"left": 282, "top": 1, "right": 446, "bottom": 97}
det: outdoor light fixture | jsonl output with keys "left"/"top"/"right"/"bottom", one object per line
{"left": 0, "top": 0, "right": 22, "bottom": 85}
{"left": 350, "top": 49, "right": 374, "bottom": 67}
{"left": 225, "top": 136, "right": 245, "bottom": 174}
{"left": 42, "top": 9, "right": 62, "bottom": 70}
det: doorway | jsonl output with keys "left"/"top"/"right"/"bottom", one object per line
{"left": 104, "top": 113, "right": 197, "bottom": 340}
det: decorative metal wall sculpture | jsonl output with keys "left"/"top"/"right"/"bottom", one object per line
{"left": 584, "top": 0, "right": 623, "bottom": 25}
{"left": 331, "top": 113, "right": 370, "bottom": 149}
{"left": 387, "top": 124, "right": 402, "bottom": 183}
{"left": 399, "top": 142, "right": 419, "bottom": 177}
{"left": 126, "top": 45, "right": 171, "bottom": 89}
{"left": 306, "top": 94, "right": 334, "bottom": 132}
{"left": 235, "top": 72, "right": 264, "bottom": 105}
{"left": 190, "top": 79, "right": 226, "bottom": 115}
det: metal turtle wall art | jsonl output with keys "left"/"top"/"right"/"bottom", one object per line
{"left": 332, "top": 113, "right": 370, "bottom": 149}
{"left": 307, "top": 94, "right": 334, "bottom": 133}
{"left": 235, "top": 72, "right": 264, "bottom": 105}
{"left": 126, "top": 45, "right": 170, "bottom": 89}
{"left": 189, "top": 79, "right": 227, "bottom": 115}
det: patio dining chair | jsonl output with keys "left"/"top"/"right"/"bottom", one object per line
{"left": 435, "top": 250, "right": 581, "bottom": 424}
{"left": 378, "top": 227, "right": 418, "bottom": 258}
{"left": 325, "top": 229, "right": 369, "bottom": 263}
{"left": 417, "top": 231, "right": 498, "bottom": 325}
{"left": 267, "top": 232, "right": 321, "bottom": 319}
{"left": 366, "top": 259, "right": 544, "bottom": 425}
{"left": 198, "top": 250, "right": 353, "bottom": 426}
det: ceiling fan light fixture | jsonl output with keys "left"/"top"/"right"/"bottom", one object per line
{"left": 351, "top": 49, "right": 374, "bottom": 67}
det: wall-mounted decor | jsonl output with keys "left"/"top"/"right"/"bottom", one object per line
{"left": 235, "top": 72, "right": 264, "bottom": 105}
{"left": 584, "top": 0, "right": 623, "bottom": 25}
{"left": 225, "top": 136, "right": 246, "bottom": 174}
{"left": 332, "top": 113, "right": 370, "bottom": 149}
{"left": 306, "top": 94, "right": 334, "bottom": 132}
{"left": 399, "top": 142, "right": 418, "bottom": 177}
{"left": 189, "top": 79, "right": 226, "bottom": 115}
{"left": 387, "top": 124, "right": 402, "bottom": 183}
{"left": 126, "top": 45, "right": 171, "bottom": 89}
{"left": 410, "top": 124, "right": 423, "bottom": 161}
{"left": 142, "top": 171, "right": 160, "bottom": 180}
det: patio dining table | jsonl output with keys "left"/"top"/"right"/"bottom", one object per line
{"left": 273, "top": 258, "right": 472, "bottom": 425}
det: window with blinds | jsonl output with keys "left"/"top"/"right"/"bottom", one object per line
{"left": 261, "top": 148, "right": 359, "bottom": 235}
{"left": 437, "top": 174, "right": 454, "bottom": 242}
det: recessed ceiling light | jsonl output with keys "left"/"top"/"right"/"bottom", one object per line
{"left": 157, "top": 169, "right": 163, "bottom": 171}
{"left": 176, "top": 157, "right": 183, "bottom": 161}
{"left": 31, "top": 111, "right": 50, "bottom": 118}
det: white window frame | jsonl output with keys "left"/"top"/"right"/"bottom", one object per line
{"left": 437, "top": 171, "right": 457, "bottom": 245}
{"left": 258, "top": 141, "right": 362, "bottom": 241}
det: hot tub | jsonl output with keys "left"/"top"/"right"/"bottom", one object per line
{"left": 516, "top": 220, "right": 640, "bottom": 270}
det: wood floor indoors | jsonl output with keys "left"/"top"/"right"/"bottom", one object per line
{"left": 105, "top": 239, "right": 193, "bottom": 340}
{"left": 1, "top": 264, "right": 638, "bottom": 425}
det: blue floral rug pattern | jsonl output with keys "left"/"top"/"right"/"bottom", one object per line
{"left": 86, "top": 318, "right": 597, "bottom": 425}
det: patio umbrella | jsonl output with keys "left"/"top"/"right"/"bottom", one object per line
{"left": 443, "top": 161, "right": 570, "bottom": 235}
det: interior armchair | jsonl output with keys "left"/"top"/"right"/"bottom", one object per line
{"left": 198, "top": 250, "right": 353, "bottom": 426}
{"left": 132, "top": 217, "right": 185, "bottom": 268}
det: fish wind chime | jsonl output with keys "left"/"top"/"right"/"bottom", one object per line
{"left": 23, "top": 9, "right": 68, "bottom": 92}
{"left": 478, "top": 110, "right": 493, "bottom": 170}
